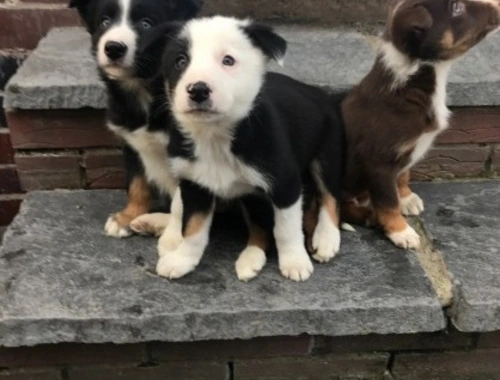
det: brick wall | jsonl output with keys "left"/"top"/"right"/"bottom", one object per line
{"left": 1, "top": 332, "right": 500, "bottom": 379}
{"left": 0, "top": 0, "right": 80, "bottom": 226}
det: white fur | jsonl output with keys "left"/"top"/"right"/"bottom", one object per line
{"left": 170, "top": 130, "right": 269, "bottom": 200}
{"left": 130, "top": 213, "right": 170, "bottom": 236}
{"left": 379, "top": 42, "right": 419, "bottom": 90}
{"left": 156, "top": 206, "right": 214, "bottom": 279}
{"left": 312, "top": 207, "right": 341, "bottom": 263}
{"left": 401, "top": 193, "right": 425, "bottom": 216}
{"left": 235, "top": 246, "right": 267, "bottom": 282}
{"left": 97, "top": 0, "right": 137, "bottom": 78}
{"left": 158, "top": 188, "right": 184, "bottom": 257}
{"left": 388, "top": 225, "right": 421, "bottom": 250}
{"left": 104, "top": 215, "right": 131, "bottom": 238}
{"left": 109, "top": 124, "right": 177, "bottom": 196}
{"left": 273, "top": 198, "right": 314, "bottom": 282}
{"left": 172, "top": 17, "right": 268, "bottom": 128}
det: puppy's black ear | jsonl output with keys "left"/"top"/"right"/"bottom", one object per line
{"left": 243, "top": 22, "right": 287, "bottom": 65}
{"left": 390, "top": 5, "right": 433, "bottom": 59}
{"left": 136, "top": 22, "right": 182, "bottom": 79}
{"left": 171, "top": 0, "right": 204, "bottom": 21}
{"left": 68, "top": 0, "right": 92, "bottom": 28}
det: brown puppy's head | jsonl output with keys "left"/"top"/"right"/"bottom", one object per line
{"left": 385, "top": 0, "right": 500, "bottom": 61}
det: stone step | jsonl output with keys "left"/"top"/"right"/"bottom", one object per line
{"left": 5, "top": 25, "right": 500, "bottom": 111}
{"left": 0, "top": 189, "right": 446, "bottom": 347}
{"left": 201, "top": 0, "right": 387, "bottom": 26}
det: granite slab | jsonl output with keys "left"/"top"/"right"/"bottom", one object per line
{"left": 0, "top": 190, "right": 445, "bottom": 347}
{"left": 413, "top": 181, "right": 500, "bottom": 332}
{"left": 5, "top": 26, "right": 500, "bottom": 110}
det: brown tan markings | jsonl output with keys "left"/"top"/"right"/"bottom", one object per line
{"left": 323, "top": 194, "right": 340, "bottom": 227}
{"left": 303, "top": 198, "right": 319, "bottom": 253}
{"left": 247, "top": 223, "right": 269, "bottom": 251}
{"left": 397, "top": 171, "right": 413, "bottom": 199}
{"left": 377, "top": 208, "right": 408, "bottom": 234}
{"left": 112, "top": 175, "right": 152, "bottom": 227}
{"left": 184, "top": 213, "right": 209, "bottom": 237}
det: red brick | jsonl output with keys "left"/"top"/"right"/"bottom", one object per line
{"left": 6, "top": 110, "right": 118, "bottom": 150}
{"left": 15, "top": 152, "right": 81, "bottom": 191}
{"left": 0, "top": 194, "right": 23, "bottom": 226}
{"left": 411, "top": 144, "right": 489, "bottom": 181}
{"left": 314, "top": 331, "right": 474, "bottom": 354}
{"left": 0, "top": 369, "right": 62, "bottom": 380}
{"left": 151, "top": 335, "right": 313, "bottom": 362}
{"left": 234, "top": 353, "right": 389, "bottom": 380}
{"left": 0, "top": 165, "right": 22, "bottom": 194}
{"left": 0, "top": 343, "right": 147, "bottom": 368}
{"left": 439, "top": 107, "right": 500, "bottom": 144}
{"left": 84, "top": 149, "right": 126, "bottom": 189}
{"left": 0, "top": 129, "right": 15, "bottom": 164}
{"left": 19, "top": 0, "right": 68, "bottom": 3}
{"left": 0, "top": 7, "right": 80, "bottom": 50}
{"left": 478, "top": 331, "right": 500, "bottom": 349}
{"left": 392, "top": 349, "right": 500, "bottom": 380}
{"left": 68, "top": 362, "right": 228, "bottom": 380}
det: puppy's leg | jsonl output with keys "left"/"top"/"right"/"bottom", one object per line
{"left": 157, "top": 181, "right": 214, "bottom": 279}
{"left": 158, "top": 187, "right": 184, "bottom": 257}
{"left": 272, "top": 180, "right": 314, "bottom": 282}
{"left": 398, "top": 170, "right": 424, "bottom": 216}
{"left": 130, "top": 213, "right": 170, "bottom": 237}
{"left": 368, "top": 168, "right": 420, "bottom": 249}
{"left": 235, "top": 196, "right": 272, "bottom": 282}
{"left": 105, "top": 172, "right": 152, "bottom": 238}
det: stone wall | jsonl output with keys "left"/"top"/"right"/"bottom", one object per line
{"left": 1, "top": 333, "right": 500, "bottom": 380}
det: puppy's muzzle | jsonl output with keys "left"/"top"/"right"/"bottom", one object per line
{"left": 105, "top": 41, "right": 128, "bottom": 62}
{"left": 187, "top": 81, "right": 211, "bottom": 104}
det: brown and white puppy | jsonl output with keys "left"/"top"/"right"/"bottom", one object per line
{"left": 341, "top": 0, "right": 500, "bottom": 249}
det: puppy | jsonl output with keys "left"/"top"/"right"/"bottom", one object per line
{"left": 342, "top": 0, "right": 500, "bottom": 249}
{"left": 69, "top": 0, "right": 203, "bottom": 237}
{"left": 143, "top": 17, "right": 345, "bottom": 282}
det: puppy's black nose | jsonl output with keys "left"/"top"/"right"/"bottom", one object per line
{"left": 105, "top": 41, "right": 128, "bottom": 61}
{"left": 188, "top": 82, "right": 211, "bottom": 103}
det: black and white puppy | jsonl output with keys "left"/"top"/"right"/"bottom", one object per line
{"left": 147, "top": 17, "right": 345, "bottom": 282}
{"left": 69, "top": 0, "right": 202, "bottom": 237}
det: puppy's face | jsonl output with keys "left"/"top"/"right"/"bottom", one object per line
{"left": 387, "top": 0, "right": 500, "bottom": 61}
{"left": 69, "top": 0, "right": 202, "bottom": 80}
{"left": 159, "top": 17, "right": 286, "bottom": 127}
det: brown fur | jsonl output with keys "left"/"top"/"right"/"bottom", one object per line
{"left": 247, "top": 223, "right": 269, "bottom": 251}
{"left": 341, "top": 0, "right": 500, "bottom": 242}
{"left": 111, "top": 176, "right": 152, "bottom": 228}
{"left": 184, "top": 213, "right": 208, "bottom": 237}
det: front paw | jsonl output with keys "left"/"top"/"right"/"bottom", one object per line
{"left": 130, "top": 213, "right": 170, "bottom": 237}
{"left": 401, "top": 193, "right": 425, "bottom": 216}
{"left": 104, "top": 213, "right": 134, "bottom": 238}
{"left": 388, "top": 225, "right": 421, "bottom": 249}
{"left": 312, "top": 223, "right": 340, "bottom": 263}
{"left": 279, "top": 246, "right": 314, "bottom": 282}
{"left": 156, "top": 248, "right": 200, "bottom": 279}
{"left": 235, "top": 246, "right": 267, "bottom": 282}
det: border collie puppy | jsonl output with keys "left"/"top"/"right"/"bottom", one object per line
{"left": 145, "top": 17, "right": 345, "bottom": 282}
{"left": 341, "top": 0, "right": 500, "bottom": 249}
{"left": 69, "top": 0, "right": 203, "bottom": 237}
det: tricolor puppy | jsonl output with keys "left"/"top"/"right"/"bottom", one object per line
{"left": 69, "top": 0, "right": 203, "bottom": 237}
{"left": 342, "top": 0, "right": 500, "bottom": 249}
{"left": 146, "top": 17, "right": 345, "bottom": 281}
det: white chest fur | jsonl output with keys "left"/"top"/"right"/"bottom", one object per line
{"left": 170, "top": 133, "right": 269, "bottom": 200}
{"left": 109, "top": 124, "right": 177, "bottom": 195}
{"left": 406, "top": 61, "right": 453, "bottom": 171}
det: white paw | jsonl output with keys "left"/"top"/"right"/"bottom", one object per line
{"left": 130, "top": 213, "right": 170, "bottom": 237}
{"left": 156, "top": 249, "right": 200, "bottom": 279}
{"left": 235, "top": 246, "right": 267, "bottom": 282}
{"left": 401, "top": 193, "right": 425, "bottom": 216}
{"left": 312, "top": 223, "right": 340, "bottom": 263}
{"left": 158, "top": 227, "right": 183, "bottom": 258}
{"left": 104, "top": 215, "right": 132, "bottom": 238}
{"left": 388, "top": 226, "right": 421, "bottom": 249}
{"left": 279, "top": 246, "right": 314, "bottom": 282}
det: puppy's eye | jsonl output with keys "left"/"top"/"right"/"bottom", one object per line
{"left": 175, "top": 54, "right": 188, "bottom": 69}
{"left": 140, "top": 18, "right": 152, "bottom": 29}
{"left": 452, "top": 1, "right": 466, "bottom": 17}
{"left": 100, "top": 16, "right": 111, "bottom": 29}
{"left": 222, "top": 55, "right": 235, "bottom": 66}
